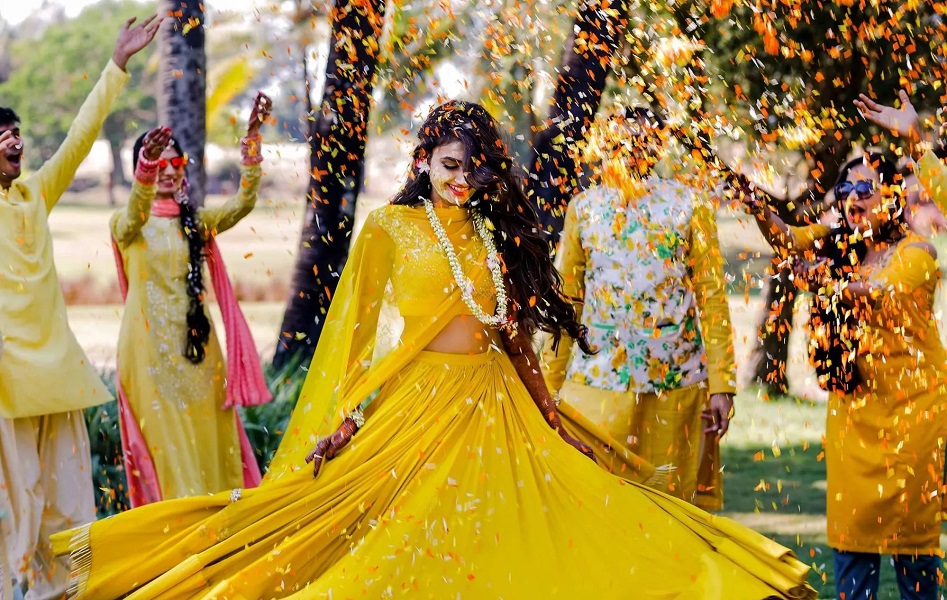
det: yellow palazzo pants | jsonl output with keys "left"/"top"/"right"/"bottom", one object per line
{"left": 54, "top": 350, "right": 810, "bottom": 599}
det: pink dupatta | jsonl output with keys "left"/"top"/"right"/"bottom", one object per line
{"left": 111, "top": 198, "right": 268, "bottom": 507}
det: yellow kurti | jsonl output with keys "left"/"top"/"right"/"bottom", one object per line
{"left": 828, "top": 238, "right": 947, "bottom": 553}
{"left": 544, "top": 184, "right": 736, "bottom": 509}
{"left": 786, "top": 219, "right": 947, "bottom": 553}
{"left": 54, "top": 204, "right": 813, "bottom": 599}
{"left": 0, "top": 60, "right": 128, "bottom": 418}
{"left": 111, "top": 165, "right": 262, "bottom": 499}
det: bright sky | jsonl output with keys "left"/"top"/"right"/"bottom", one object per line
{"left": 1, "top": 0, "right": 270, "bottom": 26}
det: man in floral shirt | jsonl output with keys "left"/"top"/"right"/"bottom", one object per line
{"left": 545, "top": 107, "right": 736, "bottom": 510}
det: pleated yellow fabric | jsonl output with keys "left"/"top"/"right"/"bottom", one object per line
{"left": 53, "top": 205, "right": 814, "bottom": 599}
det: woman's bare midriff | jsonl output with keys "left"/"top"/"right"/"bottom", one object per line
{"left": 413, "top": 314, "right": 500, "bottom": 354}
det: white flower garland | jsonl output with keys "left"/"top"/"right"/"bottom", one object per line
{"left": 422, "top": 198, "right": 510, "bottom": 329}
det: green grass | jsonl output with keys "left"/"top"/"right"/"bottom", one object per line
{"left": 723, "top": 387, "right": 946, "bottom": 598}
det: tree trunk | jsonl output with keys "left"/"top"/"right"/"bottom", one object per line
{"left": 749, "top": 136, "right": 853, "bottom": 395}
{"left": 105, "top": 132, "right": 126, "bottom": 206}
{"left": 272, "top": 0, "right": 386, "bottom": 369}
{"left": 527, "top": 0, "right": 629, "bottom": 246}
{"left": 750, "top": 264, "right": 794, "bottom": 394}
{"left": 157, "top": 0, "right": 206, "bottom": 206}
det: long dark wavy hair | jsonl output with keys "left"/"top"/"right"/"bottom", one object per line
{"left": 809, "top": 152, "right": 904, "bottom": 393}
{"left": 392, "top": 101, "right": 593, "bottom": 353}
{"left": 133, "top": 132, "right": 211, "bottom": 364}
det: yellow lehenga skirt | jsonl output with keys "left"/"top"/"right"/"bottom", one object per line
{"left": 54, "top": 349, "right": 813, "bottom": 599}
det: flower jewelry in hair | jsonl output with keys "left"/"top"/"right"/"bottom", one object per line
{"left": 416, "top": 159, "right": 430, "bottom": 174}
{"left": 422, "top": 198, "right": 509, "bottom": 329}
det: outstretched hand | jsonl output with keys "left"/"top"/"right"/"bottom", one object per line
{"left": 726, "top": 171, "right": 765, "bottom": 214}
{"left": 141, "top": 126, "right": 172, "bottom": 161}
{"left": 113, "top": 14, "right": 162, "bottom": 72}
{"left": 305, "top": 416, "right": 359, "bottom": 478}
{"left": 854, "top": 90, "right": 919, "bottom": 139}
{"left": 247, "top": 92, "right": 273, "bottom": 137}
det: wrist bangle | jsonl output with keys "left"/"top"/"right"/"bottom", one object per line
{"left": 348, "top": 406, "right": 365, "bottom": 429}
{"left": 241, "top": 135, "right": 264, "bottom": 165}
{"left": 135, "top": 150, "right": 160, "bottom": 184}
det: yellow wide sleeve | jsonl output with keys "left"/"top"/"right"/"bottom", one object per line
{"left": 689, "top": 198, "right": 737, "bottom": 395}
{"left": 111, "top": 180, "right": 157, "bottom": 246}
{"left": 542, "top": 199, "right": 586, "bottom": 395}
{"left": 917, "top": 150, "right": 947, "bottom": 212}
{"left": 34, "top": 60, "right": 130, "bottom": 212}
{"left": 199, "top": 163, "right": 263, "bottom": 235}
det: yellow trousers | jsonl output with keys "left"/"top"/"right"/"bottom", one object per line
{"left": 559, "top": 379, "right": 722, "bottom": 510}
{"left": 0, "top": 411, "right": 95, "bottom": 599}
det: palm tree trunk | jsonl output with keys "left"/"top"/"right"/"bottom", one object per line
{"left": 527, "top": 0, "right": 629, "bottom": 246}
{"left": 157, "top": 0, "right": 206, "bottom": 206}
{"left": 272, "top": 0, "right": 386, "bottom": 369}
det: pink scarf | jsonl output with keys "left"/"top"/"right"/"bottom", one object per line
{"left": 111, "top": 198, "right": 268, "bottom": 506}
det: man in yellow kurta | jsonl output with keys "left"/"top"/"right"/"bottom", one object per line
{"left": 0, "top": 16, "right": 159, "bottom": 598}
{"left": 544, "top": 107, "right": 736, "bottom": 510}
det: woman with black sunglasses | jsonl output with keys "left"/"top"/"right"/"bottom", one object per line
{"left": 736, "top": 153, "right": 946, "bottom": 600}
{"left": 109, "top": 92, "right": 274, "bottom": 506}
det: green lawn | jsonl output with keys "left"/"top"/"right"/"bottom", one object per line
{"left": 723, "top": 388, "right": 946, "bottom": 599}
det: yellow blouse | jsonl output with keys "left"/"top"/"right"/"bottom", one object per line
{"left": 267, "top": 204, "right": 500, "bottom": 476}
{"left": 0, "top": 60, "right": 128, "bottom": 418}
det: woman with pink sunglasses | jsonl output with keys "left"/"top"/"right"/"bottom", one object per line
{"left": 109, "top": 93, "right": 274, "bottom": 505}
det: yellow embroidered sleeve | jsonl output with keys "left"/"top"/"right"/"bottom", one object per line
{"left": 917, "top": 151, "right": 947, "bottom": 212}
{"left": 542, "top": 199, "right": 586, "bottom": 395}
{"left": 689, "top": 198, "right": 737, "bottom": 395}
{"left": 199, "top": 163, "right": 263, "bottom": 235}
{"left": 111, "top": 180, "right": 157, "bottom": 246}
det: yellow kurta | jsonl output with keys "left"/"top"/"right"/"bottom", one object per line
{"left": 544, "top": 184, "right": 736, "bottom": 509}
{"left": 785, "top": 220, "right": 947, "bottom": 553}
{"left": 111, "top": 165, "right": 262, "bottom": 498}
{"left": 828, "top": 238, "right": 947, "bottom": 553}
{"left": 0, "top": 60, "right": 128, "bottom": 418}
{"left": 54, "top": 204, "right": 813, "bottom": 599}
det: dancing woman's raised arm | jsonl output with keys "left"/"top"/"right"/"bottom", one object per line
{"left": 855, "top": 90, "right": 947, "bottom": 212}
{"left": 111, "top": 127, "right": 170, "bottom": 245}
{"left": 730, "top": 174, "right": 817, "bottom": 255}
{"left": 200, "top": 93, "right": 271, "bottom": 235}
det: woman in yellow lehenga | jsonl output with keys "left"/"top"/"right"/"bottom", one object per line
{"left": 739, "top": 146, "right": 946, "bottom": 599}
{"left": 53, "top": 101, "right": 814, "bottom": 599}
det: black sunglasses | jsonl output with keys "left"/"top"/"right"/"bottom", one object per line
{"left": 834, "top": 180, "right": 876, "bottom": 200}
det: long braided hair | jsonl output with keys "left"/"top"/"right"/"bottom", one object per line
{"left": 133, "top": 132, "right": 211, "bottom": 363}
{"left": 809, "top": 152, "right": 905, "bottom": 393}
{"left": 392, "top": 101, "right": 593, "bottom": 354}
